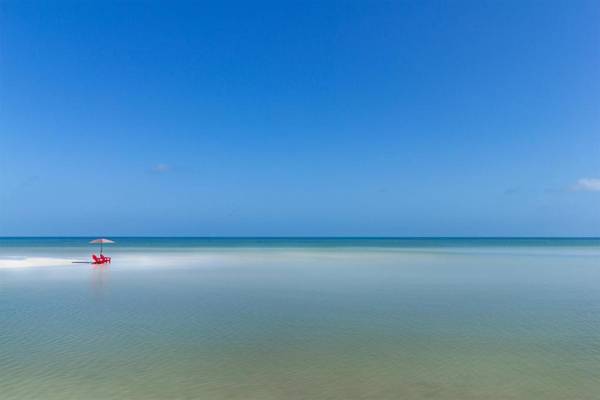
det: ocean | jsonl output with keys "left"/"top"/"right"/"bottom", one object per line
{"left": 1, "top": 238, "right": 599, "bottom": 399}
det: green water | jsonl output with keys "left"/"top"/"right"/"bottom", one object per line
{"left": 1, "top": 238, "right": 599, "bottom": 399}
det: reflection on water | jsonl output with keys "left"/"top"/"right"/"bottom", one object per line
{"left": 90, "top": 265, "right": 110, "bottom": 299}
{"left": 1, "top": 241, "right": 600, "bottom": 400}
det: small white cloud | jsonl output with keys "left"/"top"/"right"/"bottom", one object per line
{"left": 151, "top": 163, "right": 171, "bottom": 173}
{"left": 573, "top": 178, "right": 600, "bottom": 192}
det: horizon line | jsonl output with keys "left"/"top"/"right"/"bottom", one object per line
{"left": 1, "top": 236, "right": 600, "bottom": 240}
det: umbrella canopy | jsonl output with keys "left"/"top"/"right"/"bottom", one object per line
{"left": 90, "top": 238, "right": 115, "bottom": 244}
{"left": 90, "top": 238, "right": 115, "bottom": 254}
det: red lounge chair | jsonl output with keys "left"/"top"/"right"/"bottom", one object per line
{"left": 92, "top": 254, "right": 110, "bottom": 264}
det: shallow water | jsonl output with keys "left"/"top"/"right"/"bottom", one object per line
{"left": 1, "top": 238, "right": 600, "bottom": 399}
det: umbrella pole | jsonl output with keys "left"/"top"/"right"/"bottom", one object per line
{"left": 101, "top": 242, "right": 103, "bottom": 255}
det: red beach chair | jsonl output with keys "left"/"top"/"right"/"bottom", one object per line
{"left": 92, "top": 254, "right": 110, "bottom": 264}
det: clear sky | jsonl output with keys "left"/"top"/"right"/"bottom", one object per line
{"left": 1, "top": 1, "right": 599, "bottom": 236}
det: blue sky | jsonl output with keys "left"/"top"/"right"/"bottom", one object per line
{"left": 1, "top": 1, "right": 599, "bottom": 236}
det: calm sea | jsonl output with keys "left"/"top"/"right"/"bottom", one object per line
{"left": 1, "top": 238, "right": 599, "bottom": 399}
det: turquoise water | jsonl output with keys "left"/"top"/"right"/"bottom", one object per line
{"left": 1, "top": 238, "right": 600, "bottom": 399}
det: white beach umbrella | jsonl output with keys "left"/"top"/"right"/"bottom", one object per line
{"left": 90, "top": 238, "right": 115, "bottom": 255}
